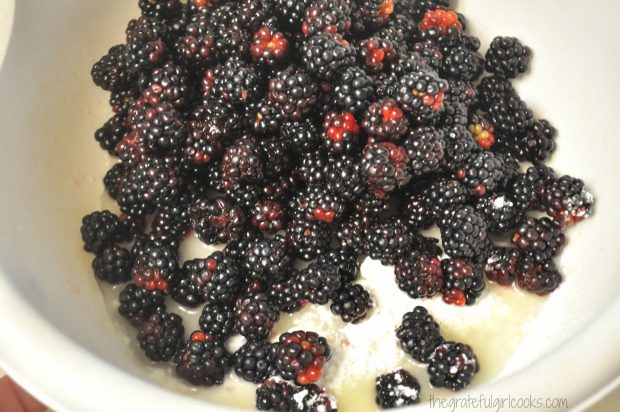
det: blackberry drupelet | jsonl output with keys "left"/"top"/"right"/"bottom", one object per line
{"left": 364, "top": 218, "right": 413, "bottom": 265}
{"left": 396, "top": 70, "right": 449, "bottom": 123}
{"left": 361, "top": 142, "right": 411, "bottom": 198}
{"left": 475, "top": 192, "right": 523, "bottom": 233}
{"left": 199, "top": 303, "right": 236, "bottom": 341}
{"left": 441, "top": 258, "right": 485, "bottom": 306}
{"left": 456, "top": 150, "right": 506, "bottom": 197}
{"left": 273, "top": 330, "right": 331, "bottom": 385}
{"left": 317, "top": 248, "right": 360, "bottom": 283}
{"left": 137, "top": 312, "right": 185, "bottom": 362}
{"left": 321, "top": 111, "right": 361, "bottom": 154}
{"left": 268, "top": 69, "right": 319, "bottom": 120}
{"left": 375, "top": 369, "right": 421, "bottom": 408}
{"left": 81, "top": 210, "right": 131, "bottom": 254}
{"left": 516, "top": 257, "right": 562, "bottom": 296}
{"left": 484, "top": 247, "right": 520, "bottom": 287}
{"left": 362, "top": 98, "right": 409, "bottom": 142}
{"left": 95, "top": 114, "right": 129, "bottom": 155}
{"left": 118, "top": 283, "right": 166, "bottom": 326}
{"left": 396, "top": 306, "right": 444, "bottom": 363}
{"left": 427, "top": 342, "right": 479, "bottom": 391}
{"left": 92, "top": 245, "right": 133, "bottom": 284}
{"left": 402, "top": 126, "right": 446, "bottom": 176}
{"left": 485, "top": 36, "right": 532, "bottom": 79}
{"left": 329, "top": 283, "right": 373, "bottom": 323}
{"left": 176, "top": 331, "right": 232, "bottom": 386}
{"left": 541, "top": 175, "right": 594, "bottom": 225}
{"left": 301, "top": 32, "right": 356, "bottom": 80}
{"left": 235, "top": 292, "right": 280, "bottom": 339}
{"left": 221, "top": 136, "right": 263, "bottom": 190}
{"left": 302, "top": 0, "right": 352, "bottom": 36}
{"left": 91, "top": 45, "right": 130, "bottom": 92}
{"left": 395, "top": 250, "right": 443, "bottom": 299}
{"left": 511, "top": 217, "right": 566, "bottom": 264}
{"left": 182, "top": 252, "right": 240, "bottom": 304}
{"left": 251, "top": 200, "right": 286, "bottom": 234}
{"left": 297, "top": 262, "right": 342, "bottom": 305}
{"left": 242, "top": 237, "right": 293, "bottom": 284}
{"left": 333, "top": 66, "right": 375, "bottom": 115}
{"left": 439, "top": 205, "right": 489, "bottom": 260}
{"left": 285, "top": 219, "right": 331, "bottom": 261}
{"left": 234, "top": 340, "right": 277, "bottom": 383}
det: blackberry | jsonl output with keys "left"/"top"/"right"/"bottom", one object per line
{"left": 269, "top": 275, "right": 306, "bottom": 313}
{"left": 440, "top": 44, "right": 484, "bottom": 82}
{"left": 137, "top": 312, "right": 185, "bottom": 362}
{"left": 403, "top": 126, "right": 446, "bottom": 176}
{"left": 251, "top": 200, "right": 287, "bottom": 234}
{"left": 401, "top": 0, "right": 450, "bottom": 21}
{"left": 208, "top": 57, "right": 265, "bottom": 104}
{"left": 411, "top": 41, "right": 444, "bottom": 72}
{"left": 402, "top": 191, "right": 434, "bottom": 230}
{"left": 439, "top": 205, "right": 490, "bottom": 260}
{"left": 182, "top": 252, "right": 240, "bottom": 304}
{"left": 516, "top": 257, "right": 562, "bottom": 296}
{"left": 262, "top": 176, "right": 299, "bottom": 204}
{"left": 268, "top": 69, "right": 319, "bottom": 120}
{"left": 396, "top": 70, "right": 449, "bottom": 123}
{"left": 189, "top": 197, "right": 246, "bottom": 244}
{"left": 475, "top": 76, "right": 515, "bottom": 110}
{"left": 321, "top": 111, "right": 361, "bottom": 154}
{"left": 302, "top": 0, "right": 352, "bottom": 36}
{"left": 375, "top": 369, "right": 421, "bottom": 408}
{"left": 301, "top": 32, "right": 356, "bottom": 81}
{"left": 171, "top": 269, "right": 207, "bottom": 308}
{"left": 92, "top": 245, "right": 133, "bottom": 284}
{"left": 118, "top": 283, "right": 166, "bottom": 326}
{"left": 276, "top": 0, "right": 314, "bottom": 30}
{"left": 126, "top": 14, "right": 167, "bottom": 44}
{"left": 247, "top": 99, "right": 284, "bottom": 135}
{"left": 475, "top": 192, "right": 523, "bottom": 233}
{"left": 362, "top": 98, "right": 409, "bottom": 142}
{"left": 259, "top": 138, "right": 294, "bottom": 179}
{"left": 467, "top": 109, "right": 496, "bottom": 150}
{"left": 273, "top": 330, "right": 331, "bottom": 385}
{"left": 199, "top": 303, "right": 236, "bottom": 341}
{"left": 441, "top": 258, "right": 485, "bottom": 306}
{"left": 541, "top": 175, "right": 594, "bottom": 225}
{"left": 176, "top": 331, "right": 232, "bottom": 386}
{"left": 396, "top": 306, "right": 444, "bottom": 363}
{"left": 364, "top": 218, "right": 413, "bottom": 265}
{"left": 355, "top": 190, "right": 393, "bottom": 216}
{"left": 184, "top": 119, "right": 224, "bottom": 167}
{"left": 285, "top": 219, "right": 331, "bottom": 261}
{"left": 488, "top": 95, "right": 534, "bottom": 136}
{"left": 352, "top": 0, "right": 395, "bottom": 32}
{"left": 336, "top": 212, "right": 376, "bottom": 253}
{"left": 317, "top": 248, "right": 360, "bottom": 283}
{"left": 423, "top": 178, "right": 469, "bottom": 219}
{"left": 256, "top": 378, "right": 299, "bottom": 412}
{"left": 91, "top": 45, "right": 130, "bottom": 92}
{"left": 139, "top": 0, "right": 181, "bottom": 21}
{"left": 330, "top": 283, "right": 373, "bottom": 323}
{"left": 293, "top": 384, "right": 338, "bottom": 412}
{"left": 242, "top": 237, "right": 293, "bottom": 284}
{"left": 94, "top": 114, "right": 129, "bottom": 155}
{"left": 324, "top": 154, "right": 365, "bottom": 200}
{"left": 124, "top": 32, "right": 167, "bottom": 75}
{"left": 221, "top": 136, "right": 263, "bottom": 190}
{"left": 456, "top": 151, "right": 506, "bottom": 197}
{"left": 297, "top": 262, "right": 342, "bottom": 304}
{"left": 511, "top": 217, "right": 566, "bottom": 264}
{"left": 207, "top": 11, "right": 250, "bottom": 62}
{"left": 294, "top": 150, "right": 327, "bottom": 186}
{"left": 133, "top": 156, "right": 180, "bottom": 207}
{"left": 281, "top": 119, "right": 321, "bottom": 154}
{"left": 361, "top": 142, "right": 411, "bottom": 198}
{"left": 117, "top": 172, "right": 155, "bottom": 218}
{"left": 419, "top": 9, "right": 463, "bottom": 46}
{"left": 234, "top": 340, "right": 277, "bottom": 383}
{"left": 235, "top": 292, "right": 280, "bottom": 339}
{"left": 176, "top": 14, "right": 216, "bottom": 69}
{"left": 138, "top": 102, "right": 187, "bottom": 152}
{"left": 131, "top": 243, "right": 179, "bottom": 293}
{"left": 290, "top": 185, "right": 347, "bottom": 224}
{"left": 497, "top": 119, "right": 556, "bottom": 163}
{"left": 509, "top": 164, "right": 556, "bottom": 210}
{"left": 251, "top": 26, "right": 291, "bottom": 67}
{"left": 103, "top": 163, "right": 127, "bottom": 200}
{"left": 357, "top": 37, "right": 398, "bottom": 74}
{"left": 147, "top": 62, "right": 190, "bottom": 109}
{"left": 80, "top": 210, "right": 131, "bottom": 254}
{"left": 395, "top": 250, "right": 443, "bottom": 299}
{"left": 484, "top": 247, "right": 520, "bottom": 287}
{"left": 485, "top": 36, "right": 532, "bottom": 79}
{"left": 427, "top": 342, "right": 479, "bottom": 391}
{"left": 333, "top": 66, "right": 375, "bottom": 115}
{"left": 442, "top": 124, "right": 481, "bottom": 172}
{"left": 110, "top": 88, "right": 139, "bottom": 115}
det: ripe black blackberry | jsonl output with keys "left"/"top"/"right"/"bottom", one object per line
{"left": 375, "top": 369, "right": 421, "bottom": 408}
{"left": 275, "top": 0, "right": 313, "bottom": 30}
{"left": 488, "top": 95, "right": 535, "bottom": 136}
{"left": 440, "top": 44, "right": 484, "bottom": 82}
{"left": 207, "top": 57, "right": 265, "bottom": 104}
{"left": 91, "top": 45, "right": 130, "bottom": 92}
{"left": 302, "top": 0, "right": 352, "bottom": 36}
{"left": 355, "top": 190, "right": 394, "bottom": 216}
{"left": 396, "top": 306, "right": 444, "bottom": 363}
{"left": 176, "top": 331, "right": 232, "bottom": 386}
{"left": 92, "top": 245, "right": 133, "bottom": 284}
{"left": 541, "top": 175, "right": 594, "bottom": 226}
{"left": 250, "top": 26, "right": 291, "bottom": 67}
{"left": 351, "top": 0, "right": 395, "bottom": 32}
{"left": 410, "top": 41, "right": 444, "bottom": 72}
{"left": 475, "top": 192, "right": 523, "bottom": 233}
{"left": 484, "top": 247, "right": 520, "bottom": 287}
{"left": 317, "top": 248, "right": 360, "bottom": 283}
{"left": 512, "top": 217, "right": 566, "bottom": 264}
{"left": 124, "top": 32, "right": 167, "bottom": 75}
{"left": 497, "top": 118, "right": 556, "bottom": 163}
{"left": 362, "top": 98, "right": 409, "bottom": 142}
{"left": 301, "top": 32, "right": 356, "bottom": 80}
{"left": 336, "top": 212, "right": 376, "bottom": 253}
{"left": 402, "top": 191, "right": 434, "bottom": 230}
{"left": 126, "top": 13, "right": 167, "bottom": 44}
{"left": 332, "top": 66, "right": 375, "bottom": 115}
{"left": 250, "top": 200, "right": 286, "bottom": 234}
{"left": 361, "top": 142, "right": 411, "bottom": 198}
{"left": 321, "top": 111, "right": 361, "bottom": 154}
{"left": 364, "top": 218, "right": 413, "bottom": 265}
{"left": 293, "top": 150, "right": 328, "bottom": 186}
{"left": 199, "top": 303, "right": 236, "bottom": 341}
{"left": 396, "top": 70, "right": 448, "bottom": 123}
{"left": 485, "top": 36, "right": 532, "bottom": 79}
{"left": 234, "top": 340, "right": 277, "bottom": 383}
{"left": 256, "top": 378, "right": 298, "bottom": 412}
{"left": 246, "top": 98, "right": 282, "bottom": 137}
{"left": 290, "top": 185, "right": 347, "bottom": 224}
{"left": 441, "top": 258, "right": 485, "bottom": 306}
{"left": 475, "top": 75, "right": 515, "bottom": 110}
{"left": 509, "top": 164, "right": 556, "bottom": 210}
{"left": 110, "top": 88, "right": 139, "bottom": 116}
{"left": 131, "top": 243, "right": 179, "bottom": 293}
{"left": 269, "top": 275, "right": 306, "bottom": 313}
{"left": 439, "top": 205, "right": 490, "bottom": 260}
{"left": 171, "top": 269, "right": 207, "bottom": 308}
{"left": 80, "top": 210, "right": 131, "bottom": 254}
{"left": 184, "top": 120, "right": 223, "bottom": 168}
{"left": 456, "top": 150, "right": 506, "bottom": 197}
{"left": 442, "top": 124, "right": 481, "bottom": 172}
{"left": 516, "top": 256, "right": 562, "bottom": 296}
{"left": 427, "top": 342, "right": 479, "bottom": 391}
{"left": 323, "top": 154, "right": 365, "bottom": 200}
{"left": 226, "top": 183, "right": 263, "bottom": 211}
{"left": 357, "top": 36, "right": 398, "bottom": 74}
{"left": 221, "top": 136, "right": 263, "bottom": 190}
{"left": 400, "top": 0, "right": 450, "bottom": 21}
{"left": 138, "top": 102, "right": 187, "bottom": 152}
{"left": 329, "top": 283, "right": 373, "bottom": 323}
{"left": 95, "top": 114, "right": 129, "bottom": 155}
{"left": 175, "top": 14, "right": 216, "bottom": 69}
{"left": 285, "top": 219, "right": 331, "bottom": 261}
{"left": 423, "top": 178, "right": 469, "bottom": 220}
{"left": 268, "top": 69, "right": 319, "bottom": 120}
{"left": 235, "top": 292, "right": 280, "bottom": 339}
{"left": 395, "top": 250, "right": 443, "bottom": 299}
{"left": 182, "top": 252, "right": 240, "bottom": 304}
{"left": 133, "top": 156, "right": 180, "bottom": 207}
{"left": 118, "top": 283, "right": 166, "bottom": 327}
{"left": 294, "top": 384, "right": 338, "bottom": 412}
{"left": 207, "top": 12, "right": 251, "bottom": 62}
{"left": 104, "top": 163, "right": 127, "bottom": 200}
{"left": 139, "top": 0, "right": 181, "bottom": 21}
{"left": 259, "top": 138, "right": 293, "bottom": 179}
{"left": 296, "top": 262, "right": 343, "bottom": 305}
{"left": 190, "top": 197, "right": 246, "bottom": 244}
{"left": 137, "top": 312, "right": 185, "bottom": 362}
{"left": 262, "top": 175, "right": 299, "bottom": 204}
{"left": 280, "top": 119, "right": 321, "bottom": 154}
{"left": 403, "top": 126, "right": 446, "bottom": 176}
{"left": 241, "top": 237, "right": 293, "bottom": 284}
{"left": 273, "top": 330, "right": 331, "bottom": 385}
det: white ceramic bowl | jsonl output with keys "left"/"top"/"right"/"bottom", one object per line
{"left": 1, "top": 1, "right": 619, "bottom": 411}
